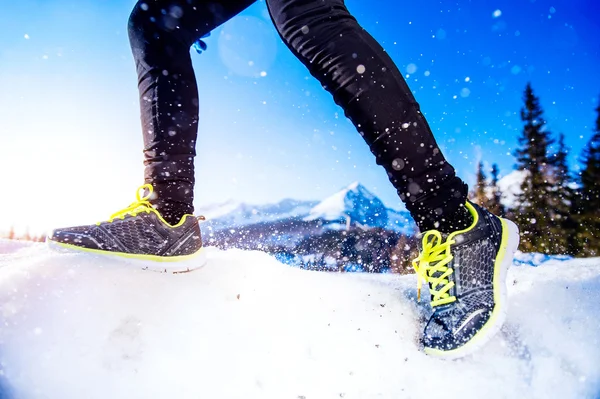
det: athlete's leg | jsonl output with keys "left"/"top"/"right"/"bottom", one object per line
{"left": 128, "top": 0, "right": 255, "bottom": 224}
{"left": 265, "top": 0, "right": 468, "bottom": 231}
{"left": 265, "top": 0, "right": 521, "bottom": 360}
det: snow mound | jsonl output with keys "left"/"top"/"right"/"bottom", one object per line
{"left": 0, "top": 240, "right": 599, "bottom": 399}
{"left": 0, "top": 240, "right": 33, "bottom": 255}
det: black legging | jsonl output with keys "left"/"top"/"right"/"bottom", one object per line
{"left": 127, "top": 0, "right": 468, "bottom": 228}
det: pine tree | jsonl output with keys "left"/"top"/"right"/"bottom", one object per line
{"left": 576, "top": 100, "right": 600, "bottom": 256}
{"left": 469, "top": 161, "right": 505, "bottom": 216}
{"left": 470, "top": 161, "right": 488, "bottom": 206}
{"left": 547, "top": 132, "right": 577, "bottom": 254}
{"left": 487, "top": 164, "right": 505, "bottom": 217}
{"left": 513, "top": 83, "right": 559, "bottom": 253}
{"left": 580, "top": 101, "right": 600, "bottom": 212}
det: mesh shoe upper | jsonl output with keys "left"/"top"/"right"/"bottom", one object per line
{"left": 414, "top": 201, "right": 505, "bottom": 352}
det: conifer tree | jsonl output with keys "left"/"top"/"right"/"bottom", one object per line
{"left": 513, "top": 83, "right": 558, "bottom": 253}
{"left": 580, "top": 101, "right": 600, "bottom": 214}
{"left": 487, "top": 164, "right": 505, "bottom": 217}
{"left": 470, "top": 161, "right": 488, "bottom": 206}
{"left": 547, "top": 133, "right": 577, "bottom": 254}
{"left": 468, "top": 162, "right": 505, "bottom": 217}
{"left": 576, "top": 100, "right": 600, "bottom": 256}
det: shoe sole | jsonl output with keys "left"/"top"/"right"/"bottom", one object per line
{"left": 47, "top": 239, "right": 207, "bottom": 274}
{"left": 424, "top": 218, "right": 520, "bottom": 359}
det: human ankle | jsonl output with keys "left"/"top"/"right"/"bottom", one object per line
{"left": 415, "top": 203, "right": 472, "bottom": 234}
{"left": 153, "top": 202, "right": 191, "bottom": 225}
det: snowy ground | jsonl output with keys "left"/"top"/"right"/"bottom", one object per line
{"left": 0, "top": 240, "right": 599, "bottom": 399}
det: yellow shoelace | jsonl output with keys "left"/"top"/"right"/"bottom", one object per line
{"left": 412, "top": 230, "right": 457, "bottom": 307}
{"left": 97, "top": 184, "right": 155, "bottom": 225}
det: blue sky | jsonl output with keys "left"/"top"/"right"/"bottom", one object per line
{"left": 1, "top": 0, "right": 599, "bottom": 234}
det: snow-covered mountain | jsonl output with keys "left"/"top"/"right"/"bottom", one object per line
{"left": 1, "top": 240, "right": 599, "bottom": 398}
{"left": 197, "top": 182, "right": 415, "bottom": 236}
{"left": 198, "top": 198, "right": 319, "bottom": 229}
{"left": 305, "top": 182, "right": 387, "bottom": 224}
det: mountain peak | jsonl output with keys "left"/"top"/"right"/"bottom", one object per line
{"left": 343, "top": 181, "right": 377, "bottom": 201}
{"left": 305, "top": 182, "right": 387, "bottom": 226}
{"left": 346, "top": 181, "right": 361, "bottom": 190}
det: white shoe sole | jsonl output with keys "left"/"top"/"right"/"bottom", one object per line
{"left": 424, "top": 218, "right": 520, "bottom": 359}
{"left": 47, "top": 239, "right": 208, "bottom": 274}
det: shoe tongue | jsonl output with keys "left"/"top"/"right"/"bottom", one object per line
{"left": 416, "top": 231, "right": 449, "bottom": 254}
{"left": 416, "top": 230, "right": 448, "bottom": 243}
{"left": 428, "top": 263, "right": 449, "bottom": 282}
{"left": 129, "top": 203, "right": 153, "bottom": 215}
{"left": 416, "top": 232, "right": 454, "bottom": 296}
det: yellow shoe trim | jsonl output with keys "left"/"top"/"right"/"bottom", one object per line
{"left": 98, "top": 183, "right": 192, "bottom": 228}
{"left": 424, "top": 217, "right": 513, "bottom": 358}
{"left": 48, "top": 239, "right": 204, "bottom": 263}
{"left": 412, "top": 202, "right": 479, "bottom": 307}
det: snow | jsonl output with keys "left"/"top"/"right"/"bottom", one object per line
{"left": 497, "top": 169, "right": 527, "bottom": 209}
{"left": 493, "top": 169, "right": 579, "bottom": 211}
{"left": 0, "top": 240, "right": 599, "bottom": 399}
{"left": 513, "top": 251, "right": 573, "bottom": 267}
{"left": 0, "top": 239, "right": 32, "bottom": 255}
